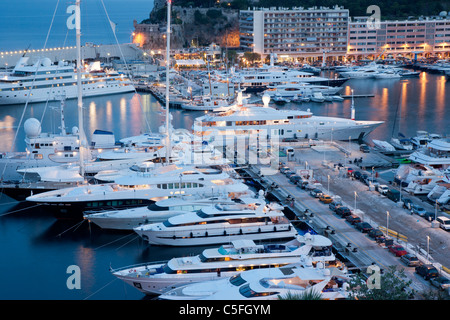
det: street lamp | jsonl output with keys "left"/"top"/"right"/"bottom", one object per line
{"left": 354, "top": 191, "right": 357, "bottom": 212}
{"left": 327, "top": 175, "right": 330, "bottom": 193}
{"left": 386, "top": 211, "right": 390, "bottom": 237}
{"left": 426, "top": 235, "right": 430, "bottom": 262}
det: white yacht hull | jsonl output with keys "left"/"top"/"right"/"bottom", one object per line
{"left": 0, "top": 81, "right": 135, "bottom": 105}
{"left": 115, "top": 269, "right": 240, "bottom": 295}
{"left": 134, "top": 224, "right": 297, "bottom": 246}
{"left": 85, "top": 208, "right": 187, "bottom": 230}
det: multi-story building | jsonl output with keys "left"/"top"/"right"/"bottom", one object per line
{"left": 240, "top": 6, "right": 349, "bottom": 61}
{"left": 347, "top": 16, "right": 450, "bottom": 59}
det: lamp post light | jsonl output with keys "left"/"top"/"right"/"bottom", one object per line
{"left": 327, "top": 175, "right": 330, "bottom": 194}
{"left": 386, "top": 211, "right": 390, "bottom": 237}
{"left": 354, "top": 191, "right": 357, "bottom": 212}
{"left": 426, "top": 235, "right": 430, "bottom": 262}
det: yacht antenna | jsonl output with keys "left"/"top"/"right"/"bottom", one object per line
{"left": 165, "top": 0, "right": 172, "bottom": 165}
{"left": 59, "top": 96, "right": 67, "bottom": 135}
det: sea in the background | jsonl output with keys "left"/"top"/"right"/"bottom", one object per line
{"left": 0, "top": 0, "right": 154, "bottom": 51}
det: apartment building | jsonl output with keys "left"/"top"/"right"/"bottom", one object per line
{"left": 240, "top": 6, "right": 349, "bottom": 60}
{"left": 348, "top": 16, "right": 450, "bottom": 59}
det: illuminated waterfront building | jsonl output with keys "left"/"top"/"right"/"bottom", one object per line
{"left": 239, "top": 6, "right": 349, "bottom": 61}
{"left": 348, "top": 16, "right": 450, "bottom": 60}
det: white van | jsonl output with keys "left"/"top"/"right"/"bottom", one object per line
{"left": 436, "top": 216, "right": 450, "bottom": 231}
{"left": 282, "top": 147, "right": 295, "bottom": 155}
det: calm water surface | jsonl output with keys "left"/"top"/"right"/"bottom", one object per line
{"left": 0, "top": 71, "right": 449, "bottom": 299}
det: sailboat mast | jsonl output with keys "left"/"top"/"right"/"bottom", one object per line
{"left": 75, "top": 0, "right": 86, "bottom": 177}
{"left": 165, "top": 0, "right": 171, "bottom": 164}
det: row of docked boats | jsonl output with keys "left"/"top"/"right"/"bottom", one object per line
{"left": 335, "top": 62, "right": 420, "bottom": 79}
{"left": 111, "top": 233, "right": 349, "bottom": 299}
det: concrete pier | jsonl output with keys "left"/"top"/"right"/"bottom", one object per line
{"left": 0, "top": 43, "right": 143, "bottom": 68}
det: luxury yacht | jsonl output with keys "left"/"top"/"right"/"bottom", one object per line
{"left": 159, "top": 258, "right": 350, "bottom": 300}
{"left": 263, "top": 82, "right": 342, "bottom": 99}
{"left": 0, "top": 57, "right": 135, "bottom": 105}
{"left": 84, "top": 192, "right": 253, "bottom": 230}
{"left": 228, "top": 64, "right": 347, "bottom": 93}
{"left": 0, "top": 100, "right": 117, "bottom": 183}
{"left": 409, "top": 138, "right": 450, "bottom": 170}
{"left": 25, "top": 164, "right": 250, "bottom": 219}
{"left": 133, "top": 198, "right": 298, "bottom": 246}
{"left": 111, "top": 233, "right": 335, "bottom": 295}
{"left": 193, "top": 97, "right": 383, "bottom": 144}
{"left": 395, "top": 164, "right": 447, "bottom": 195}
{"left": 181, "top": 95, "right": 232, "bottom": 111}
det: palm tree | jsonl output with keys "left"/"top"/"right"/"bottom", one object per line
{"left": 277, "top": 289, "right": 323, "bottom": 300}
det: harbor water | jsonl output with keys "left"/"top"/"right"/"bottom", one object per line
{"left": 0, "top": 72, "right": 449, "bottom": 299}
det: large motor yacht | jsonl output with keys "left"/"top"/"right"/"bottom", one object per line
{"left": 159, "top": 258, "right": 350, "bottom": 300}
{"left": 111, "top": 233, "right": 335, "bottom": 295}
{"left": 83, "top": 195, "right": 246, "bottom": 230}
{"left": 25, "top": 164, "right": 250, "bottom": 219}
{"left": 193, "top": 98, "right": 383, "bottom": 144}
{"left": 0, "top": 57, "right": 135, "bottom": 105}
{"left": 133, "top": 198, "right": 298, "bottom": 246}
{"left": 228, "top": 64, "right": 347, "bottom": 92}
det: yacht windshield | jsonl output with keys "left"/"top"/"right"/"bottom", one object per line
{"left": 229, "top": 274, "right": 247, "bottom": 287}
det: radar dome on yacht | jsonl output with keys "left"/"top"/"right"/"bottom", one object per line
{"left": 72, "top": 126, "right": 79, "bottom": 134}
{"left": 262, "top": 93, "right": 271, "bottom": 107}
{"left": 38, "top": 57, "right": 52, "bottom": 67}
{"left": 24, "top": 118, "right": 42, "bottom": 137}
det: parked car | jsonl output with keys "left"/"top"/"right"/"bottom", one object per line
{"left": 328, "top": 201, "right": 342, "bottom": 211}
{"left": 402, "top": 198, "right": 413, "bottom": 210}
{"left": 436, "top": 216, "right": 450, "bottom": 231}
{"left": 280, "top": 166, "right": 291, "bottom": 174}
{"left": 355, "top": 222, "right": 373, "bottom": 233}
{"left": 319, "top": 194, "right": 333, "bottom": 204}
{"left": 360, "top": 144, "right": 370, "bottom": 153}
{"left": 345, "top": 214, "right": 362, "bottom": 225}
{"left": 400, "top": 253, "right": 421, "bottom": 267}
{"left": 335, "top": 206, "right": 352, "bottom": 218}
{"left": 386, "top": 189, "right": 401, "bottom": 202}
{"left": 377, "top": 184, "right": 389, "bottom": 195}
{"left": 310, "top": 189, "right": 323, "bottom": 198}
{"left": 282, "top": 138, "right": 298, "bottom": 142}
{"left": 360, "top": 174, "right": 369, "bottom": 182}
{"left": 353, "top": 171, "right": 362, "bottom": 180}
{"left": 285, "top": 171, "right": 296, "bottom": 179}
{"left": 423, "top": 212, "right": 436, "bottom": 222}
{"left": 415, "top": 264, "right": 439, "bottom": 280}
{"left": 411, "top": 204, "right": 427, "bottom": 217}
{"left": 388, "top": 245, "right": 408, "bottom": 257}
{"left": 289, "top": 175, "right": 302, "bottom": 184}
{"left": 296, "top": 180, "right": 309, "bottom": 189}
{"left": 368, "top": 229, "right": 386, "bottom": 242}
{"left": 364, "top": 177, "right": 378, "bottom": 186}
{"left": 430, "top": 276, "right": 450, "bottom": 291}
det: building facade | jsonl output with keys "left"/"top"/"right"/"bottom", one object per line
{"left": 240, "top": 6, "right": 450, "bottom": 61}
{"left": 240, "top": 6, "right": 349, "bottom": 61}
{"left": 348, "top": 16, "right": 450, "bottom": 60}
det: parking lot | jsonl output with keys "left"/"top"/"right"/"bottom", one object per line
{"left": 248, "top": 140, "right": 450, "bottom": 297}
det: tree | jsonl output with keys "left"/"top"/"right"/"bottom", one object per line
{"left": 348, "top": 266, "right": 415, "bottom": 300}
{"left": 278, "top": 289, "right": 323, "bottom": 300}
